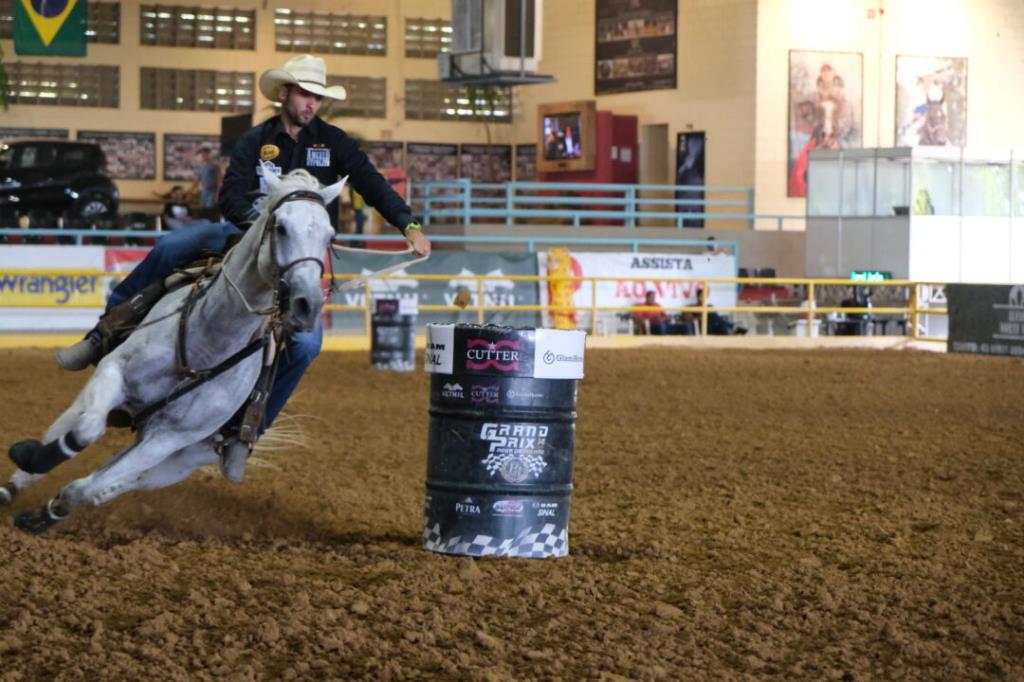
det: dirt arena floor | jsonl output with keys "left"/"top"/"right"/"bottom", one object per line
{"left": 0, "top": 346, "right": 1022, "bottom": 680}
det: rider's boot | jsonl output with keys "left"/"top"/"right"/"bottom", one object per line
{"left": 55, "top": 279, "right": 169, "bottom": 371}
{"left": 55, "top": 331, "right": 102, "bottom": 371}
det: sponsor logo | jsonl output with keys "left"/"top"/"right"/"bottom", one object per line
{"left": 455, "top": 497, "right": 481, "bottom": 516}
{"left": 306, "top": 147, "right": 331, "bottom": 167}
{"left": 479, "top": 423, "right": 548, "bottom": 483}
{"left": 542, "top": 350, "right": 584, "bottom": 365}
{"left": 1009, "top": 286, "right": 1024, "bottom": 308}
{"left": 441, "top": 382, "right": 464, "bottom": 399}
{"left": 259, "top": 144, "right": 280, "bottom": 161}
{"left": 470, "top": 384, "right": 500, "bottom": 404}
{"left": 507, "top": 388, "right": 543, "bottom": 400}
{"left": 533, "top": 501, "right": 559, "bottom": 518}
{"left": 425, "top": 341, "right": 447, "bottom": 368}
{"left": 465, "top": 338, "right": 520, "bottom": 372}
{"left": 630, "top": 256, "right": 693, "bottom": 271}
{"left": 492, "top": 499, "right": 525, "bottom": 517}
{"left": 446, "top": 268, "right": 517, "bottom": 307}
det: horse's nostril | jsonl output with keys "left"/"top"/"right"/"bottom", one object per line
{"left": 293, "top": 297, "right": 311, "bottom": 318}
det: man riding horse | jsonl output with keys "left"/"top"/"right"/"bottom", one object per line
{"left": 55, "top": 55, "right": 432, "bottom": 482}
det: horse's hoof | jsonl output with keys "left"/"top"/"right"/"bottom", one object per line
{"left": 8, "top": 440, "right": 42, "bottom": 473}
{"left": 0, "top": 483, "right": 16, "bottom": 507}
{"left": 14, "top": 503, "right": 64, "bottom": 535}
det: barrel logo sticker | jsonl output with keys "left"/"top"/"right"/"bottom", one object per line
{"left": 441, "top": 382, "right": 464, "bottom": 399}
{"left": 455, "top": 497, "right": 481, "bottom": 516}
{"left": 507, "top": 388, "right": 544, "bottom": 400}
{"left": 479, "top": 423, "right": 548, "bottom": 483}
{"left": 465, "top": 338, "right": 520, "bottom": 372}
{"left": 492, "top": 500, "right": 525, "bottom": 517}
{"left": 533, "top": 502, "right": 558, "bottom": 518}
{"left": 470, "top": 384, "right": 500, "bottom": 404}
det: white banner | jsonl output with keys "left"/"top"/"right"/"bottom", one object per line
{"left": 537, "top": 251, "right": 737, "bottom": 326}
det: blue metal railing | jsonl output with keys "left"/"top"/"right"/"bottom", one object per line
{"left": 0, "top": 228, "right": 739, "bottom": 261}
{"left": 408, "top": 179, "right": 801, "bottom": 230}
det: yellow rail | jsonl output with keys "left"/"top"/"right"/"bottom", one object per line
{"left": 0, "top": 269, "right": 949, "bottom": 341}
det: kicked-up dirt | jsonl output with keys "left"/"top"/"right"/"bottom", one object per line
{"left": 0, "top": 347, "right": 1021, "bottom": 680}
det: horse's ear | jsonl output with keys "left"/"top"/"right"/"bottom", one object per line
{"left": 261, "top": 161, "right": 282, "bottom": 193}
{"left": 320, "top": 175, "right": 348, "bottom": 206}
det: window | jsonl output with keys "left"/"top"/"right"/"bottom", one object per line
{"left": 140, "top": 67, "right": 254, "bottom": 112}
{"left": 404, "top": 80, "right": 512, "bottom": 123}
{"left": 405, "top": 17, "right": 451, "bottom": 58}
{"left": 275, "top": 9, "right": 386, "bottom": 56}
{"left": 140, "top": 5, "right": 255, "bottom": 49}
{"left": 326, "top": 76, "right": 386, "bottom": 119}
{"left": 6, "top": 62, "right": 119, "bottom": 108}
{"left": 0, "top": 0, "right": 120, "bottom": 42}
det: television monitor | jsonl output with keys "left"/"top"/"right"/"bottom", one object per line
{"left": 536, "top": 100, "right": 596, "bottom": 173}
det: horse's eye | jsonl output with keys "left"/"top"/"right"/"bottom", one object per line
{"left": 276, "top": 223, "right": 287, "bottom": 237}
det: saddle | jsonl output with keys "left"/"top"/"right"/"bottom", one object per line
{"left": 102, "top": 253, "right": 279, "bottom": 447}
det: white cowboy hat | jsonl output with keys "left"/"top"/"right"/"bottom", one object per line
{"left": 258, "top": 55, "right": 347, "bottom": 103}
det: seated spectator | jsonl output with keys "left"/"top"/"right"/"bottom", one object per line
{"left": 633, "top": 290, "right": 670, "bottom": 335}
{"left": 163, "top": 186, "right": 194, "bottom": 231}
{"left": 163, "top": 186, "right": 216, "bottom": 232}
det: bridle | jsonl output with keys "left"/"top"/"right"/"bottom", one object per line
{"left": 223, "top": 188, "right": 330, "bottom": 317}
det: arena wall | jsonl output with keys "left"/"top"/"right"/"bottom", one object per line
{"left": 754, "top": 0, "right": 1024, "bottom": 224}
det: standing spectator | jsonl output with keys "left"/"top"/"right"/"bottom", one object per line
{"left": 192, "top": 146, "right": 221, "bottom": 211}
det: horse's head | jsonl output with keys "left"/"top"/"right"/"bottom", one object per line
{"left": 259, "top": 165, "right": 346, "bottom": 331}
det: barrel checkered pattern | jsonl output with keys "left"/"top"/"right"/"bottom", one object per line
{"left": 422, "top": 521, "right": 568, "bottom": 559}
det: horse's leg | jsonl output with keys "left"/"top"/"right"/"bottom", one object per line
{"left": 13, "top": 425, "right": 203, "bottom": 534}
{"left": 129, "top": 441, "right": 219, "bottom": 492}
{"left": 3, "top": 363, "right": 126, "bottom": 507}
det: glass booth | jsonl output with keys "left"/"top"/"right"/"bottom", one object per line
{"left": 805, "top": 147, "right": 1024, "bottom": 283}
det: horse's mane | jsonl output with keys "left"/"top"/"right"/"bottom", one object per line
{"left": 250, "top": 169, "right": 323, "bottom": 233}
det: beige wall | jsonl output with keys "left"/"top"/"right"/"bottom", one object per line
{"left": 0, "top": 0, "right": 515, "bottom": 201}
{"left": 754, "top": 0, "right": 1024, "bottom": 228}
{"left": 519, "top": 0, "right": 757, "bottom": 191}
{"left": 0, "top": 0, "right": 757, "bottom": 208}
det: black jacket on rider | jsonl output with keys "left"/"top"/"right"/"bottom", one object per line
{"left": 219, "top": 115, "right": 414, "bottom": 232}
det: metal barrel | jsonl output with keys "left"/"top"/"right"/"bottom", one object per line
{"left": 422, "top": 323, "right": 585, "bottom": 559}
{"left": 370, "top": 299, "right": 415, "bottom": 371}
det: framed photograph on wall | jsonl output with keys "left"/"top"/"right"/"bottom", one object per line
{"left": 595, "top": 0, "right": 677, "bottom": 95}
{"left": 366, "top": 141, "right": 404, "bottom": 170}
{"left": 515, "top": 144, "right": 537, "bottom": 181}
{"left": 459, "top": 144, "right": 512, "bottom": 183}
{"left": 787, "top": 50, "right": 863, "bottom": 197}
{"left": 405, "top": 143, "right": 458, "bottom": 182}
{"left": 77, "top": 131, "right": 156, "bottom": 180}
{"left": 895, "top": 55, "right": 967, "bottom": 147}
{"left": 163, "top": 134, "right": 221, "bottom": 181}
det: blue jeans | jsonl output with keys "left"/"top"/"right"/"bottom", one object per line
{"left": 106, "top": 222, "right": 322, "bottom": 427}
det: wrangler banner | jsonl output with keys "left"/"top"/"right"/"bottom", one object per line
{"left": 0, "top": 245, "right": 106, "bottom": 330}
{"left": 14, "top": 0, "right": 87, "bottom": 57}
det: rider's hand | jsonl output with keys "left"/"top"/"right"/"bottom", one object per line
{"left": 406, "top": 227, "right": 431, "bottom": 257}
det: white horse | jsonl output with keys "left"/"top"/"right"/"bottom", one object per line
{"left": 2, "top": 166, "right": 343, "bottom": 533}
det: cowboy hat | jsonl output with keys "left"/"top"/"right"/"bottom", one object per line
{"left": 258, "top": 55, "right": 347, "bottom": 103}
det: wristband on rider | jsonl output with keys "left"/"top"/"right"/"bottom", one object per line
{"left": 404, "top": 222, "right": 423, "bottom": 236}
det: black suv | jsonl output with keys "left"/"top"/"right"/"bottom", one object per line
{"left": 0, "top": 139, "right": 119, "bottom": 228}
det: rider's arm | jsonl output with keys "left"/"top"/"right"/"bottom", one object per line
{"left": 332, "top": 131, "right": 415, "bottom": 233}
{"left": 219, "top": 129, "right": 261, "bottom": 229}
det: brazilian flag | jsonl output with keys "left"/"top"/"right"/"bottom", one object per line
{"left": 14, "top": 0, "right": 87, "bottom": 57}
